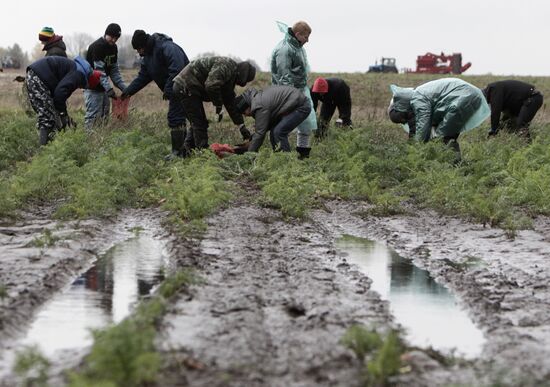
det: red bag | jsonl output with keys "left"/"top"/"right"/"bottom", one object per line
{"left": 210, "top": 143, "right": 235, "bottom": 158}
{"left": 112, "top": 97, "right": 130, "bottom": 121}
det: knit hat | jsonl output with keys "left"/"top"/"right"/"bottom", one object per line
{"left": 131, "top": 29, "right": 149, "bottom": 49}
{"left": 105, "top": 23, "right": 122, "bottom": 38}
{"left": 236, "top": 62, "right": 256, "bottom": 87}
{"left": 87, "top": 70, "right": 102, "bottom": 89}
{"left": 39, "top": 27, "right": 55, "bottom": 42}
{"left": 312, "top": 77, "right": 328, "bottom": 93}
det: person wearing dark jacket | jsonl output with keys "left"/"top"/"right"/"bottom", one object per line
{"left": 26, "top": 55, "right": 101, "bottom": 145}
{"left": 173, "top": 56, "right": 256, "bottom": 155}
{"left": 483, "top": 80, "right": 543, "bottom": 137}
{"left": 234, "top": 86, "right": 311, "bottom": 155}
{"left": 38, "top": 27, "right": 67, "bottom": 57}
{"left": 84, "top": 23, "right": 127, "bottom": 131}
{"left": 121, "top": 30, "right": 189, "bottom": 159}
{"left": 310, "top": 77, "right": 352, "bottom": 137}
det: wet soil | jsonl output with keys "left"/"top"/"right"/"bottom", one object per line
{"left": 2, "top": 197, "right": 550, "bottom": 386}
{"left": 0, "top": 208, "right": 173, "bottom": 361}
{"left": 158, "top": 198, "right": 550, "bottom": 386}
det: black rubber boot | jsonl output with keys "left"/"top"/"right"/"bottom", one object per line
{"left": 39, "top": 127, "right": 52, "bottom": 146}
{"left": 296, "top": 147, "right": 311, "bottom": 160}
{"left": 165, "top": 129, "right": 187, "bottom": 160}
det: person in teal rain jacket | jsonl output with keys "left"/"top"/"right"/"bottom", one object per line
{"left": 271, "top": 21, "right": 317, "bottom": 159}
{"left": 388, "top": 78, "right": 490, "bottom": 159}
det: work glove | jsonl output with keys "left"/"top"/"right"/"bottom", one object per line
{"left": 215, "top": 105, "right": 223, "bottom": 122}
{"left": 162, "top": 92, "right": 170, "bottom": 101}
{"left": 120, "top": 90, "right": 131, "bottom": 100}
{"left": 238, "top": 124, "right": 252, "bottom": 140}
{"left": 106, "top": 88, "right": 117, "bottom": 99}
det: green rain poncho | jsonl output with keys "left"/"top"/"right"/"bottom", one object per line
{"left": 390, "top": 78, "right": 490, "bottom": 142}
{"left": 270, "top": 21, "right": 317, "bottom": 134}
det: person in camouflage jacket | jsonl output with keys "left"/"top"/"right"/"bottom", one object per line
{"left": 173, "top": 56, "right": 256, "bottom": 154}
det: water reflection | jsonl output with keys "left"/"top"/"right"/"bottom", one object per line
{"left": 336, "top": 235, "right": 484, "bottom": 357}
{"left": 20, "top": 233, "right": 167, "bottom": 356}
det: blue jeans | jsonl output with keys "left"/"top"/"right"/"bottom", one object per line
{"left": 84, "top": 90, "right": 110, "bottom": 131}
{"left": 271, "top": 100, "right": 311, "bottom": 151}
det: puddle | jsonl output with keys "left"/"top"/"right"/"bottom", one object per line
{"left": 9, "top": 231, "right": 168, "bottom": 359}
{"left": 336, "top": 235, "right": 484, "bottom": 357}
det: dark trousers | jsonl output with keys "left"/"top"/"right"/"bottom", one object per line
{"left": 320, "top": 100, "right": 352, "bottom": 126}
{"left": 180, "top": 94, "right": 209, "bottom": 150}
{"left": 512, "top": 93, "right": 543, "bottom": 130}
{"left": 167, "top": 95, "right": 187, "bottom": 129}
{"left": 271, "top": 100, "right": 311, "bottom": 152}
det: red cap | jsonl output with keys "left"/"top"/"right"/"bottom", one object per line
{"left": 312, "top": 77, "right": 328, "bottom": 93}
{"left": 87, "top": 70, "right": 102, "bottom": 89}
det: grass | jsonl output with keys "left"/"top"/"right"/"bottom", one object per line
{"left": 341, "top": 325, "right": 405, "bottom": 387}
{"left": 26, "top": 228, "right": 60, "bottom": 248}
{"left": 2, "top": 73, "right": 550, "bottom": 232}
{"left": 0, "top": 112, "right": 233, "bottom": 231}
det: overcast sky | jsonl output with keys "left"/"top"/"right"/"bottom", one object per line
{"left": 2, "top": 0, "right": 548, "bottom": 75}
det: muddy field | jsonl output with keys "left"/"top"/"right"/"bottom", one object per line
{"left": 1, "top": 192, "right": 550, "bottom": 386}
{"left": 2, "top": 69, "right": 550, "bottom": 385}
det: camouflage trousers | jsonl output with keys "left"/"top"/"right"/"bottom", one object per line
{"left": 26, "top": 69, "right": 62, "bottom": 145}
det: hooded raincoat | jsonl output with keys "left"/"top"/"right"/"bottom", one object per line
{"left": 390, "top": 78, "right": 490, "bottom": 142}
{"left": 270, "top": 22, "right": 317, "bottom": 135}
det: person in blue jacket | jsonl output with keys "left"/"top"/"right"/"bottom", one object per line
{"left": 26, "top": 55, "right": 101, "bottom": 145}
{"left": 388, "top": 78, "right": 490, "bottom": 161}
{"left": 121, "top": 29, "right": 189, "bottom": 159}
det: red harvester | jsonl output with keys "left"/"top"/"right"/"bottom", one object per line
{"left": 406, "top": 52, "right": 471, "bottom": 74}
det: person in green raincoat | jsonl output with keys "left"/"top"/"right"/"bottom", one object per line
{"left": 388, "top": 78, "right": 490, "bottom": 160}
{"left": 271, "top": 21, "right": 317, "bottom": 159}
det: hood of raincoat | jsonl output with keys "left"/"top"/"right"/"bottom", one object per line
{"left": 388, "top": 85, "right": 414, "bottom": 132}
{"left": 389, "top": 85, "right": 414, "bottom": 113}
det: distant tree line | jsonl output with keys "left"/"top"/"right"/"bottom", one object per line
{"left": 1, "top": 34, "right": 262, "bottom": 71}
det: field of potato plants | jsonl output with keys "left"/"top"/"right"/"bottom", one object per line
{"left": 1, "top": 68, "right": 550, "bottom": 386}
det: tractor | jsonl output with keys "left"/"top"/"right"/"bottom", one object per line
{"left": 367, "top": 57, "right": 398, "bottom": 73}
{"left": 406, "top": 52, "right": 471, "bottom": 74}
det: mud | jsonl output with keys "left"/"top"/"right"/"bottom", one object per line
{"left": 157, "top": 202, "right": 482, "bottom": 387}
{"left": 313, "top": 200, "right": 550, "bottom": 386}
{"left": 2, "top": 198, "right": 550, "bottom": 386}
{"left": 158, "top": 198, "right": 550, "bottom": 386}
{"left": 0, "top": 207, "right": 174, "bottom": 384}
